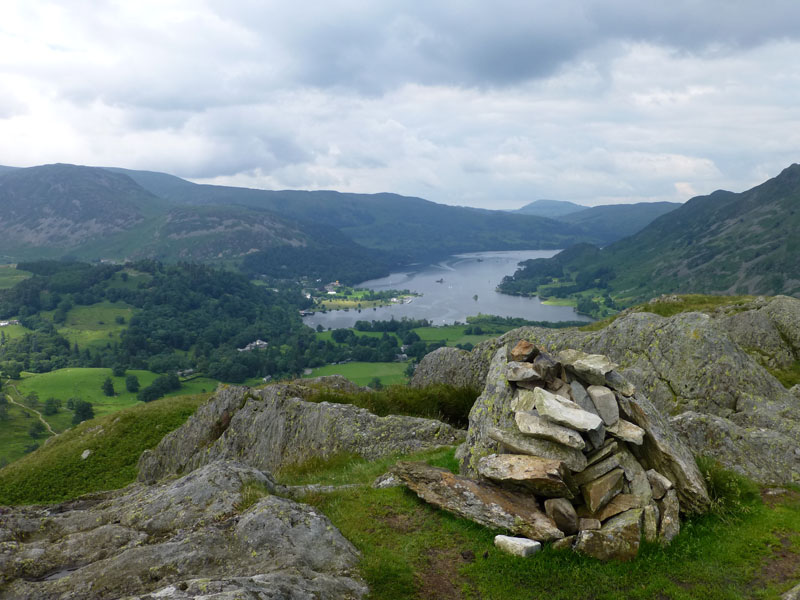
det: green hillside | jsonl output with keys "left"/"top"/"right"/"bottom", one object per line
{"left": 558, "top": 201, "right": 680, "bottom": 243}
{"left": 499, "top": 164, "right": 800, "bottom": 315}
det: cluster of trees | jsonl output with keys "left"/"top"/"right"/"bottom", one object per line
{"left": 0, "top": 260, "right": 320, "bottom": 383}
{"left": 137, "top": 373, "right": 180, "bottom": 402}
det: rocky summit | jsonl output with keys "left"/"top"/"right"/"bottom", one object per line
{"left": 412, "top": 295, "right": 800, "bottom": 484}
{"left": 0, "top": 461, "right": 367, "bottom": 599}
{"left": 400, "top": 343, "right": 707, "bottom": 561}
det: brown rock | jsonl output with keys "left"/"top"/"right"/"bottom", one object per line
{"left": 578, "top": 518, "right": 601, "bottom": 531}
{"left": 578, "top": 493, "right": 642, "bottom": 522}
{"left": 581, "top": 468, "right": 624, "bottom": 513}
{"left": 573, "top": 455, "right": 622, "bottom": 486}
{"left": 509, "top": 340, "right": 538, "bottom": 362}
{"left": 607, "top": 418, "right": 645, "bottom": 445}
{"left": 477, "top": 454, "right": 574, "bottom": 498}
{"left": 487, "top": 427, "right": 587, "bottom": 472}
{"left": 574, "top": 508, "right": 643, "bottom": 561}
{"left": 393, "top": 461, "right": 563, "bottom": 542}
{"left": 544, "top": 498, "right": 579, "bottom": 535}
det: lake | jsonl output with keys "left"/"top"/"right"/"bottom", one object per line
{"left": 303, "top": 250, "right": 591, "bottom": 329}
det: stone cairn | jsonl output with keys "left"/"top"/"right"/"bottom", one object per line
{"left": 482, "top": 341, "right": 679, "bottom": 559}
{"left": 394, "top": 341, "right": 684, "bottom": 561}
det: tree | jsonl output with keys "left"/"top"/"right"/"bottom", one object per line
{"left": 72, "top": 400, "right": 94, "bottom": 425}
{"left": 125, "top": 374, "right": 140, "bottom": 393}
{"left": 43, "top": 397, "right": 61, "bottom": 415}
{"left": 101, "top": 377, "right": 115, "bottom": 397}
{"left": 368, "top": 376, "right": 383, "bottom": 390}
{"left": 28, "top": 421, "right": 46, "bottom": 438}
{"left": 112, "top": 364, "right": 126, "bottom": 377}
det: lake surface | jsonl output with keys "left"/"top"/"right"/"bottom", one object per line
{"left": 303, "top": 250, "right": 591, "bottom": 329}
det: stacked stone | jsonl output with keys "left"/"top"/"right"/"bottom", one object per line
{"left": 481, "top": 341, "right": 680, "bottom": 561}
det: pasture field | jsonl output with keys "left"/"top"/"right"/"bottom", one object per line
{"left": 0, "top": 265, "right": 31, "bottom": 289}
{"left": 303, "top": 361, "right": 409, "bottom": 386}
{"left": 54, "top": 301, "right": 135, "bottom": 348}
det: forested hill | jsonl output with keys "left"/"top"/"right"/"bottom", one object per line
{"left": 499, "top": 164, "right": 800, "bottom": 313}
{"left": 106, "top": 169, "right": 595, "bottom": 262}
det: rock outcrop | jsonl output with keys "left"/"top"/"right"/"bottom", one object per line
{"left": 415, "top": 295, "right": 800, "bottom": 483}
{"left": 139, "top": 381, "right": 465, "bottom": 483}
{"left": 0, "top": 461, "right": 367, "bottom": 599}
{"left": 402, "top": 344, "right": 708, "bottom": 560}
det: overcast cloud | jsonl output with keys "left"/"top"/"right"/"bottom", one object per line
{"left": 1, "top": 1, "right": 799, "bottom": 208}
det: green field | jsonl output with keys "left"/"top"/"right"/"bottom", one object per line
{"left": 303, "top": 361, "right": 409, "bottom": 386}
{"left": 315, "top": 329, "right": 394, "bottom": 343}
{"left": 0, "top": 368, "right": 225, "bottom": 465}
{"left": 412, "top": 324, "right": 501, "bottom": 346}
{"left": 0, "top": 265, "right": 32, "bottom": 289}
{"left": 52, "top": 301, "right": 135, "bottom": 348}
{"left": 0, "top": 323, "right": 29, "bottom": 340}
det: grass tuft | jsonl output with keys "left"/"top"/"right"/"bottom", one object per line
{"left": 696, "top": 455, "right": 761, "bottom": 522}
{"left": 235, "top": 479, "right": 272, "bottom": 512}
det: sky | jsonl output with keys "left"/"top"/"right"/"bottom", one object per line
{"left": 1, "top": 1, "right": 799, "bottom": 209}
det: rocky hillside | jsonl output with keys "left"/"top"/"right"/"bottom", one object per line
{"left": 0, "top": 164, "right": 158, "bottom": 256}
{"left": 412, "top": 294, "right": 800, "bottom": 484}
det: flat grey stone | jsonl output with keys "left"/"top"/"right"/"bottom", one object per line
{"left": 646, "top": 469, "right": 674, "bottom": 500}
{"left": 478, "top": 454, "right": 573, "bottom": 498}
{"left": 487, "top": 427, "right": 587, "bottom": 472}
{"left": 506, "top": 361, "right": 543, "bottom": 382}
{"left": 515, "top": 411, "right": 586, "bottom": 450}
{"left": 587, "top": 385, "right": 619, "bottom": 427}
{"left": 534, "top": 388, "right": 604, "bottom": 433}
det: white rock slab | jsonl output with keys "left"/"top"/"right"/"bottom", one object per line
{"left": 494, "top": 535, "right": 542, "bottom": 557}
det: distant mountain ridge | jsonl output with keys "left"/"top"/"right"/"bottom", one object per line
{"left": 0, "top": 162, "right": 685, "bottom": 283}
{"left": 500, "top": 164, "right": 800, "bottom": 310}
{"left": 512, "top": 199, "right": 585, "bottom": 218}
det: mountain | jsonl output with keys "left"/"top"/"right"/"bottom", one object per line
{"left": 558, "top": 202, "right": 680, "bottom": 243}
{"left": 106, "top": 172, "right": 597, "bottom": 262}
{"left": 0, "top": 164, "right": 160, "bottom": 259}
{"left": 499, "top": 164, "right": 800, "bottom": 310}
{"left": 0, "top": 165, "right": 19, "bottom": 176}
{"left": 512, "top": 199, "right": 585, "bottom": 218}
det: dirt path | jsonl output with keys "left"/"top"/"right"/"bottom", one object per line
{"left": 4, "top": 383, "right": 56, "bottom": 436}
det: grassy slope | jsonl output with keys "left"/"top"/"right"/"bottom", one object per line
{"left": 1, "top": 368, "right": 222, "bottom": 464}
{"left": 53, "top": 300, "right": 135, "bottom": 348}
{"left": 288, "top": 449, "right": 800, "bottom": 600}
{"left": 0, "top": 393, "right": 207, "bottom": 504}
